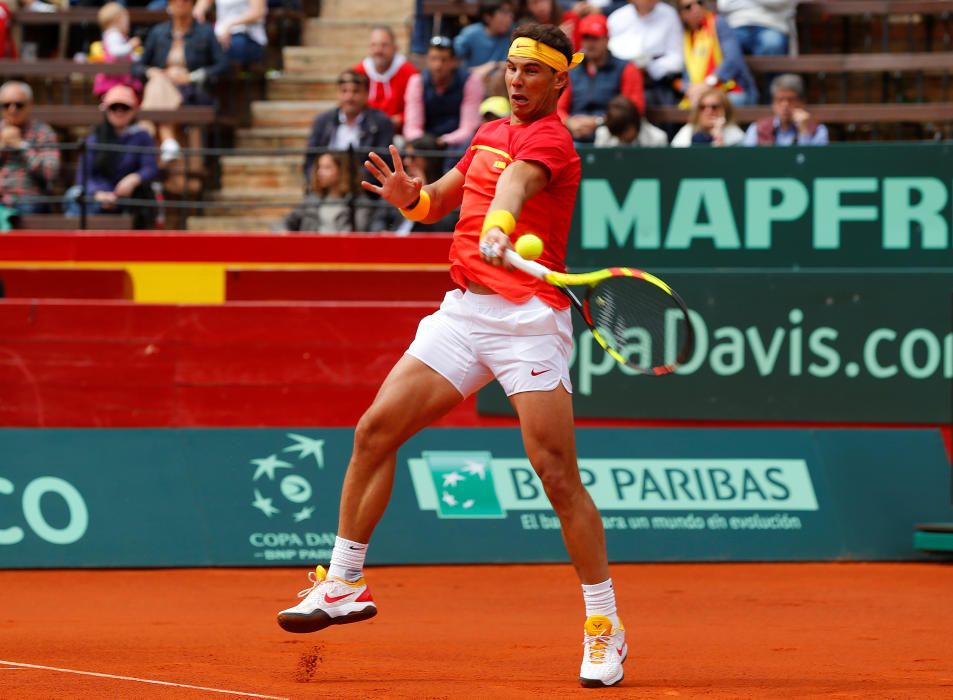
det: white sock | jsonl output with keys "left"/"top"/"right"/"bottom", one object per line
{"left": 327, "top": 536, "right": 367, "bottom": 582}
{"left": 582, "top": 579, "right": 620, "bottom": 628}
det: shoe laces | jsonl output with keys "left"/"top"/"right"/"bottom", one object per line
{"left": 296, "top": 566, "right": 329, "bottom": 598}
{"left": 583, "top": 632, "right": 612, "bottom": 664}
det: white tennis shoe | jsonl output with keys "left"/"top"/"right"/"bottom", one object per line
{"left": 579, "top": 615, "right": 628, "bottom": 688}
{"left": 277, "top": 565, "right": 377, "bottom": 633}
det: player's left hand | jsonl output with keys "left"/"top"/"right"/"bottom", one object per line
{"left": 361, "top": 144, "right": 422, "bottom": 209}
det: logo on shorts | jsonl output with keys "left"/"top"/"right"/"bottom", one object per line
{"left": 530, "top": 368, "right": 551, "bottom": 376}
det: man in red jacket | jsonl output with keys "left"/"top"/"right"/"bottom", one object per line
{"left": 354, "top": 26, "right": 419, "bottom": 135}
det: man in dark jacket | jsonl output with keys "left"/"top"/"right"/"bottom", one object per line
{"left": 303, "top": 70, "right": 395, "bottom": 188}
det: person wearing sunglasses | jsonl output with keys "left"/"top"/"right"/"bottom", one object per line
{"left": 0, "top": 81, "right": 59, "bottom": 215}
{"left": 671, "top": 86, "right": 744, "bottom": 146}
{"left": 678, "top": 0, "right": 757, "bottom": 108}
{"left": 66, "top": 85, "right": 159, "bottom": 228}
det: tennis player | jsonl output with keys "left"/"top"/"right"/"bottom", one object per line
{"left": 277, "top": 22, "right": 627, "bottom": 688}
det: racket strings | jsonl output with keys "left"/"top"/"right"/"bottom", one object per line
{"left": 586, "top": 276, "right": 691, "bottom": 372}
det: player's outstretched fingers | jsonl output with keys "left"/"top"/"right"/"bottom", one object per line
{"left": 389, "top": 144, "right": 406, "bottom": 174}
{"left": 364, "top": 159, "right": 387, "bottom": 185}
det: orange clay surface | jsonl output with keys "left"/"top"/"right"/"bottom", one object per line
{"left": 1, "top": 563, "right": 952, "bottom": 699}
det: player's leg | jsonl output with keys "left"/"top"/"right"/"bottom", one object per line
{"left": 277, "top": 355, "right": 463, "bottom": 634}
{"left": 510, "top": 386, "right": 627, "bottom": 688}
{"left": 338, "top": 353, "right": 465, "bottom": 542}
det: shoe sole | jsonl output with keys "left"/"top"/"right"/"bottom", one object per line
{"left": 579, "top": 649, "right": 627, "bottom": 688}
{"left": 277, "top": 605, "right": 377, "bottom": 634}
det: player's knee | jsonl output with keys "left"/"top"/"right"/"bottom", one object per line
{"left": 353, "top": 409, "right": 396, "bottom": 459}
{"left": 531, "top": 450, "right": 584, "bottom": 512}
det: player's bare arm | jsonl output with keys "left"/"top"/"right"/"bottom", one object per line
{"left": 480, "top": 159, "right": 550, "bottom": 268}
{"left": 361, "top": 144, "right": 464, "bottom": 224}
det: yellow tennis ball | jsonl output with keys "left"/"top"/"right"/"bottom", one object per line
{"left": 515, "top": 234, "right": 544, "bottom": 261}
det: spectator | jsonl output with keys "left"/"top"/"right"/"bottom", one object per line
{"left": 671, "top": 86, "right": 744, "bottom": 146}
{"left": 194, "top": 0, "right": 267, "bottom": 66}
{"left": 0, "top": 81, "right": 59, "bottom": 214}
{"left": 134, "top": 0, "right": 228, "bottom": 163}
{"left": 353, "top": 26, "right": 419, "bottom": 135}
{"left": 556, "top": 12, "right": 644, "bottom": 143}
{"left": 403, "top": 36, "right": 483, "bottom": 149}
{"left": 283, "top": 152, "right": 371, "bottom": 232}
{"left": 743, "top": 73, "right": 828, "bottom": 146}
{"left": 607, "top": 0, "right": 683, "bottom": 106}
{"left": 479, "top": 94, "right": 511, "bottom": 122}
{"left": 717, "top": 0, "right": 796, "bottom": 56}
{"left": 303, "top": 69, "right": 394, "bottom": 188}
{"left": 679, "top": 0, "right": 757, "bottom": 107}
{"left": 0, "top": 2, "right": 15, "bottom": 60}
{"left": 93, "top": 3, "right": 144, "bottom": 98}
{"left": 66, "top": 85, "right": 158, "bottom": 228}
{"left": 454, "top": 0, "right": 515, "bottom": 85}
{"left": 594, "top": 94, "right": 668, "bottom": 146}
{"left": 518, "top": 0, "right": 581, "bottom": 48}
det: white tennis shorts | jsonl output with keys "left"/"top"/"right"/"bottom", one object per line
{"left": 407, "top": 289, "right": 574, "bottom": 398}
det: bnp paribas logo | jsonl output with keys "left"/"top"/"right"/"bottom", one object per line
{"left": 248, "top": 433, "right": 326, "bottom": 523}
{"left": 408, "top": 451, "right": 506, "bottom": 518}
{"left": 409, "top": 451, "right": 821, "bottom": 519}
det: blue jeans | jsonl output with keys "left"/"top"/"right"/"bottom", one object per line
{"left": 226, "top": 33, "right": 265, "bottom": 66}
{"left": 733, "top": 26, "right": 789, "bottom": 56}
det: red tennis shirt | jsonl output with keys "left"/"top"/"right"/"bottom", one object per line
{"left": 449, "top": 111, "right": 582, "bottom": 310}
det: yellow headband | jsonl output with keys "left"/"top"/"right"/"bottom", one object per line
{"left": 507, "top": 38, "right": 584, "bottom": 73}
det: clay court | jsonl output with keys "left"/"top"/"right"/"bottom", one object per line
{"left": 2, "top": 562, "right": 951, "bottom": 699}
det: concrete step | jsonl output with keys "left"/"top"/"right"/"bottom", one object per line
{"left": 251, "top": 100, "right": 335, "bottom": 128}
{"left": 208, "top": 189, "right": 301, "bottom": 217}
{"left": 282, "top": 46, "right": 365, "bottom": 74}
{"left": 268, "top": 74, "right": 339, "bottom": 101}
{"left": 319, "top": 0, "right": 413, "bottom": 20}
{"left": 235, "top": 127, "right": 310, "bottom": 149}
{"left": 220, "top": 155, "right": 304, "bottom": 191}
{"left": 186, "top": 215, "right": 284, "bottom": 232}
{"left": 304, "top": 18, "right": 411, "bottom": 51}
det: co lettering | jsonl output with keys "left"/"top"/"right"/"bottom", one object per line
{"left": 0, "top": 476, "right": 89, "bottom": 545}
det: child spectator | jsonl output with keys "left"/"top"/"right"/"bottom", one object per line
{"left": 93, "top": 3, "right": 143, "bottom": 98}
{"left": 66, "top": 85, "right": 159, "bottom": 228}
{"left": 284, "top": 152, "right": 371, "bottom": 233}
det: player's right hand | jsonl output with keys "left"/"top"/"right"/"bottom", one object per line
{"left": 479, "top": 228, "right": 514, "bottom": 268}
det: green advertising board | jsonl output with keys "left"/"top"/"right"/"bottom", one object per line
{"left": 478, "top": 271, "right": 952, "bottom": 423}
{"left": 1, "top": 428, "right": 950, "bottom": 568}
{"left": 570, "top": 143, "right": 953, "bottom": 269}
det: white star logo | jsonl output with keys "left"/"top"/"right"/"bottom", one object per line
{"left": 251, "top": 454, "right": 293, "bottom": 481}
{"left": 442, "top": 471, "right": 466, "bottom": 488}
{"left": 293, "top": 506, "right": 315, "bottom": 522}
{"left": 441, "top": 491, "right": 458, "bottom": 507}
{"left": 252, "top": 489, "right": 279, "bottom": 517}
{"left": 461, "top": 461, "right": 487, "bottom": 479}
{"left": 283, "top": 434, "right": 325, "bottom": 467}
{"left": 462, "top": 499, "right": 475, "bottom": 509}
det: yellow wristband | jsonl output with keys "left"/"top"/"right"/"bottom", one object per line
{"left": 399, "top": 189, "right": 431, "bottom": 222}
{"left": 481, "top": 209, "right": 516, "bottom": 238}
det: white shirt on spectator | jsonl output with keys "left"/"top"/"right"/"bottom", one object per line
{"left": 331, "top": 111, "right": 364, "bottom": 150}
{"left": 215, "top": 0, "right": 267, "bottom": 46}
{"left": 594, "top": 121, "right": 669, "bottom": 147}
{"left": 607, "top": 2, "right": 684, "bottom": 81}
{"left": 717, "top": 0, "right": 797, "bottom": 35}
{"left": 103, "top": 28, "right": 138, "bottom": 59}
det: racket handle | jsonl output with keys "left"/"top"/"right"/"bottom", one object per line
{"left": 503, "top": 248, "right": 552, "bottom": 280}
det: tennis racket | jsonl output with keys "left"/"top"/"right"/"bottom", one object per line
{"left": 498, "top": 247, "right": 694, "bottom": 376}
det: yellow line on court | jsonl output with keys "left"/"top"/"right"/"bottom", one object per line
{"left": 0, "top": 660, "right": 288, "bottom": 699}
